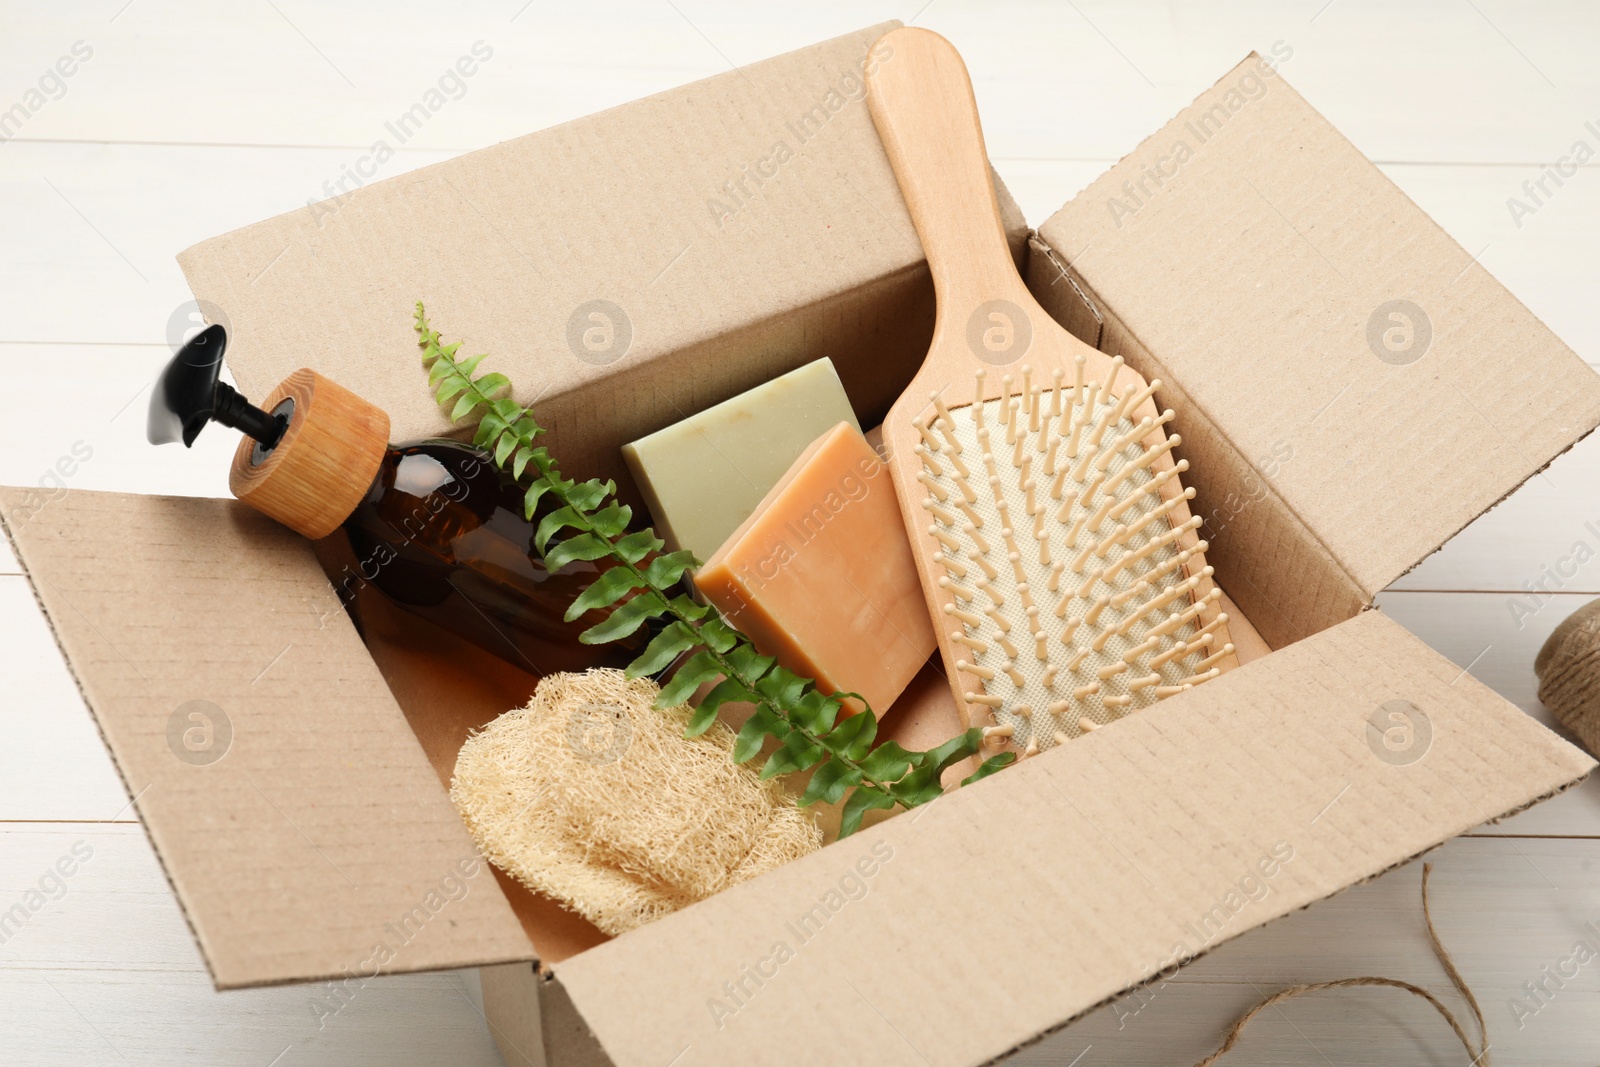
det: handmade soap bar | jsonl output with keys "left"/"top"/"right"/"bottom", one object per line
{"left": 696, "top": 422, "right": 934, "bottom": 715}
{"left": 621, "top": 359, "right": 859, "bottom": 562}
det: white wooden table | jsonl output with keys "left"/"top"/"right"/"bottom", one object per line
{"left": 2, "top": 2, "right": 1597, "bottom": 1063}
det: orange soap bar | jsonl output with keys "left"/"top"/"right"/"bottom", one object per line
{"left": 696, "top": 422, "right": 935, "bottom": 716}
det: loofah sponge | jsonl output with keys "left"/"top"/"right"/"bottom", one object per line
{"left": 450, "top": 669, "right": 821, "bottom": 935}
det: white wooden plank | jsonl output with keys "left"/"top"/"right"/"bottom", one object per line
{"left": 1392, "top": 427, "right": 1600, "bottom": 595}
{"left": 0, "top": 580, "right": 128, "bottom": 822}
{"left": 2, "top": 826, "right": 1593, "bottom": 1065}
{"left": 0, "top": 142, "right": 455, "bottom": 348}
{"left": 0, "top": 825, "right": 504, "bottom": 1066}
{"left": 3, "top": 1, "right": 1595, "bottom": 164}
{"left": 0, "top": 343, "right": 237, "bottom": 500}
{"left": 3, "top": 141, "right": 1597, "bottom": 359}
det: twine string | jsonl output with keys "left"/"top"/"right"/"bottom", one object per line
{"left": 1193, "top": 863, "right": 1490, "bottom": 1067}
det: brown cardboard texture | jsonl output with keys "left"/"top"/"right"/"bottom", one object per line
{"left": 1029, "top": 53, "right": 1600, "bottom": 650}
{"left": 0, "top": 489, "right": 535, "bottom": 988}
{"left": 2, "top": 29, "right": 1598, "bottom": 1067}
{"left": 176, "top": 21, "right": 1027, "bottom": 510}
{"left": 546, "top": 612, "right": 1591, "bottom": 1067}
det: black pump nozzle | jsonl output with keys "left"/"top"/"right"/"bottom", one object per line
{"left": 147, "top": 324, "right": 287, "bottom": 449}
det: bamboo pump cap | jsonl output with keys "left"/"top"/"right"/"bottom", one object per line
{"left": 147, "top": 325, "right": 390, "bottom": 541}
{"left": 229, "top": 369, "right": 391, "bottom": 541}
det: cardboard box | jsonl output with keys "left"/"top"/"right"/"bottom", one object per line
{"left": 2, "top": 24, "right": 1597, "bottom": 1067}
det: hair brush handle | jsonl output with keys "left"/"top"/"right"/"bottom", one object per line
{"left": 864, "top": 28, "right": 1240, "bottom": 753}
{"left": 865, "top": 27, "right": 1023, "bottom": 310}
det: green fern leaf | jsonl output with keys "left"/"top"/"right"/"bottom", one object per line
{"left": 787, "top": 689, "right": 842, "bottom": 735}
{"left": 857, "top": 741, "right": 917, "bottom": 783}
{"left": 587, "top": 502, "right": 632, "bottom": 539}
{"left": 839, "top": 786, "right": 896, "bottom": 838}
{"left": 563, "top": 566, "right": 646, "bottom": 622}
{"left": 761, "top": 731, "right": 826, "bottom": 779}
{"left": 473, "top": 414, "right": 506, "bottom": 448}
{"left": 820, "top": 710, "right": 876, "bottom": 761}
{"left": 566, "top": 479, "right": 612, "bottom": 512}
{"left": 613, "top": 530, "right": 664, "bottom": 564}
{"left": 522, "top": 478, "right": 553, "bottom": 520}
{"left": 687, "top": 677, "right": 752, "bottom": 736}
{"left": 695, "top": 615, "right": 740, "bottom": 653}
{"left": 752, "top": 665, "right": 805, "bottom": 708}
{"left": 655, "top": 650, "right": 723, "bottom": 707}
{"left": 578, "top": 589, "right": 665, "bottom": 644}
{"left": 436, "top": 378, "right": 470, "bottom": 405}
{"left": 666, "top": 592, "right": 711, "bottom": 621}
{"left": 475, "top": 371, "right": 510, "bottom": 396}
{"left": 961, "top": 751, "right": 1016, "bottom": 786}
{"left": 535, "top": 506, "right": 592, "bottom": 554}
{"left": 733, "top": 705, "right": 785, "bottom": 764}
{"left": 627, "top": 621, "right": 701, "bottom": 678}
{"left": 724, "top": 643, "right": 775, "bottom": 685}
{"left": 642, "top": 550, "right": 697, "bottom": 589}
{"left": 543, "top": 531, "right": 610, "bottom": 573}
{"left": 800, "top": 757, "right": 863, "bottom": 807}
{"left": 888, "top": 729, "right": 984, "bottom": 807}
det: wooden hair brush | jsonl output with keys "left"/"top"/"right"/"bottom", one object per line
{"left": 865, "top": 28, "right": 1237, "bottom": 759}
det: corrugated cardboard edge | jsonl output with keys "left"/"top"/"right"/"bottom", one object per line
{"left": 481, "top": 962, "right": 620, "bottom": 1067}
{"left": 0, "top": 489, "right": 536, "bottom": 988}
{"left": 977, "top": 769, "right": 1591, "bottom": 1067}
{"left": 1032, "top": 54, "right": 1600, "bottom": 638}
{"left": 519, "top": 682, "right": 1594, "bottom": 1067}
{"left": 0, "top": 496, "right": 220, "bottom": 986}
{"left": 176, "top": 20, "right": 1030, "bottom": 509}
{"left": 548, "top": 611, "right": 1594, "bottom": 1067}
{"left": 1027, "top": 235, "right": 1367, "bottom": 649}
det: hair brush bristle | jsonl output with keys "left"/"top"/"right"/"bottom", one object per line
{"left": 917, "top": 358, "right": 1234, "bottom": 757}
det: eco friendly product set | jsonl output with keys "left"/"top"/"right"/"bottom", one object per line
{"left": 144, "top": 28, "right": 1244, "bottom": 931}
{"left": 10, "top": 17, "right": 1597, "bottom": 1062}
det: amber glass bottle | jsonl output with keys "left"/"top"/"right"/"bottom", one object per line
{"left": 148, "top": 326, "right": 648, "bottom": 675}
{"left": 338, "top": 439, "right": 649, "bottom": 674}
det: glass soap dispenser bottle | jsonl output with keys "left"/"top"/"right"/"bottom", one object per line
{"left": 147, "top": 324, "right": 650, "bottom": 676}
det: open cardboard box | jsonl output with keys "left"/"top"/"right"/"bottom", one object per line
{"left": 4, "top": 21, "right": 1600, "bottom": 1067}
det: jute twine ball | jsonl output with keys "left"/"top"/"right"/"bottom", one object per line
{"left": 1535, "top": 598, "right": 1600, "bottom": 758}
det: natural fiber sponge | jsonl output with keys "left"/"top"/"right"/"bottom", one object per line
{"left": 450, "top": 669, "right": 821, "bottom": 935}
{"left": 1536, "top": 598, "right": 1600, "bottom": 758}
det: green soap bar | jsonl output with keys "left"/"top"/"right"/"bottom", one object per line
{"left": 622, "top": 359, "right": 860, "bottom": 563}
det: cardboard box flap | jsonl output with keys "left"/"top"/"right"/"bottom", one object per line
{"left": 551, "top": 610, "right": 1592, "bottom": 1067}
{"left": 1036, "top": 56, "right": 1600, "bottom": 607}
{"left": 178, "top": 22, "right": 1028, "bottom": 503}
{"left": 0, "top": 488, "right": 535, "bottom": 989}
